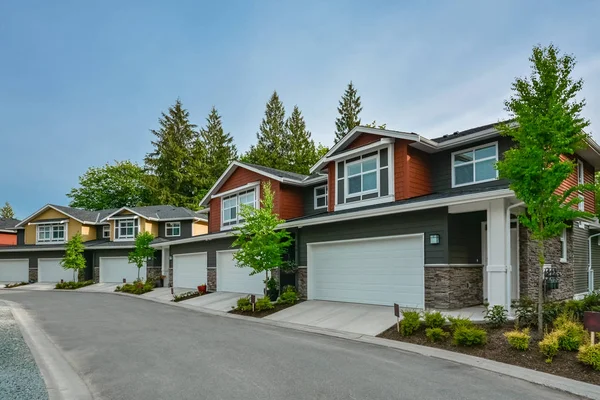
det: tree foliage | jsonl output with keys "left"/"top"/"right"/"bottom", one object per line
{"left": 144, "top": 99, "right": 206, "bottom": 210}
{"left": 232, "top": 182, "right": 293, "bottom": 292}
{"left": 61, "top": 232, "right": 86, "bottom": 282}
{"left": 496, "top": 44, "right": 593, "bottom": 332}
{"left": 128, "top": 231, "right": 156, "bottom": 281}
{"left": 0, "top": 202, "right": 15, "bottom": 219}
{"left": 365, "top": 121, "right": 387, "bottom": 129}
{"left": 334, "top": 81, "right": 362, "bottom": 143}
{"left": 67, "top": 161, "right": 151, "bottom": 211}
{"left": 199, "top": 106, "right": 237, "bottom": 185}
{"left": 285, "top": 105, "right": 323, "bottom": 174}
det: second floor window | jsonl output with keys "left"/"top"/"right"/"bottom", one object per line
{"left": 314, "top": 185, "right": 328, "bottom": 209}
{"left": 165, "top": 222, "right": 181, "bottom": 237}
{"left": 346, "top": 156, "right": 378, "bottom": 196}
{"left": 37, "top": 223, "right": 65, "bottom": 244}
{"left": 115, "top": 218, "right": 138, "bottom": 240}
{"left": 222, "top": 188, "right": 257, "bottom": 227}
{"left": 102, "top": 225, "right": 110, "bottom": 238}
{"left": 452, "top": 143, "right": 498, "bottom": 187}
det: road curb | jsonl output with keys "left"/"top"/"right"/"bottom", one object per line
{"left": 23, "top": 289, "right": 600, "bottom": 400}
{"left": 2, "top": 299, "right": 94, "bottom": 400}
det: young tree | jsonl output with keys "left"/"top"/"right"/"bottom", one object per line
{"left": 285, "top": 105, "right": 322, "bottom": 175}
{"left": 128, "top": 232, "right": 156, "bottom": 281}
{"left": 61, "top": 233, "right": 86, "bottom": 282}
{"left": 334, "top": 81, "right": 362, "bottom": 143}
{"left": 67, "top": 161, "right": 151, "bottom": 210}
{"left": 496, "top": 44, "right": 593, "bottom": 332}
{"left": 0, "top": 202, "right": 15, "bottom": 219}
{"left": 144, "top": 99, "right": 205, "bottom": 210}
{"left": 232, "top": 182, "right": 293, "bottom": 294}
{"left": 199, "top": 106, "right": 237, "bottom": 185}
{"left": 243, "top": 91, "right": 290, "bottom": 170}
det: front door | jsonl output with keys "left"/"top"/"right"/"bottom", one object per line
{"left": 482, "top": 223, "right": 519, "bottom": 300}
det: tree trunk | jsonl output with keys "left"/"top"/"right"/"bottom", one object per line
{"left": 265, "top": 270, "right": 269, "bottom": 296}
{"left": 73, "top": 269, "right": 77, "bottom": 283}
{"left": 537, "top": 238, "right": 546, "bottom": 334}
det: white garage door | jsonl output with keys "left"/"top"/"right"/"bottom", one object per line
{"left": 99, "top": 257, "right": 146, "bottom": 283}
{"left": 216, "top": 250, "right": 264, "bottom": 295}
{"left": 173, "top": 253, "right": 207, "bottom": 289}
{"left": 308, "top": 234, "right": 425, "bottom": 308}
{"left": 0, "top": 259, "right": 29, "bottom": 282}
{"left": 39, "top": 258, "right": 76, "bottom": 283}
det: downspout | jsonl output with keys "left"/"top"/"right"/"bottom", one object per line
{"left": 588, "top": 231, "right": 600, "bottom": 293}
{"left": 506, "top": 201, "right": 525, "bottom": 313}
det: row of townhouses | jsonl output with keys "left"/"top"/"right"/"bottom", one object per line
{"left": 1, "top": 123, "right": 600, "bottom": 311}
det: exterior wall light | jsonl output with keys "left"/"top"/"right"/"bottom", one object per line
{"left": 429, "top": 234, "right": 440, "bottom": 245}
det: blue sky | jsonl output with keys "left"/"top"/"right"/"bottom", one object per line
{"left": 1, "top": 1, "right": 599, "bottom": 218}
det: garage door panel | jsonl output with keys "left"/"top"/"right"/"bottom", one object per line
{"left": 100, "top": 257, "right": 146, "bottom": 283}
{"left": 173, "top": 253, "right": 207, "bottom": 289}
{"left": 0, "top": 260, "right": 29, "bottom": 282}
{"left": 39, "top": 259, "right": 75, "bottom": 283}
{"left": 217, "top": 251, "right": 264, "bottom": 295}
{"left": 309, "top": 235, "right": 424, "bottom": 307}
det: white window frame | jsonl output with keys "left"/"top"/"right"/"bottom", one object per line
{"left": 345, "top": 155, "right": 379, "bottom": 198}
{"left": 114, "top": 218, "right": 139, "bottom": 241}
{"left": 560, "top": 228, "right": 567, "bottom": 263}
{"left": 578, "top": 159, "right": 585, "bottom": 211}
{"left": 36, "top": 223, "right": 66, "bottom": 244}
{"left": 165, "top": 221, "right": 181, "bottom": 237}
{"left": 221, "top": 187, "right": 258, "bottom": 229}
{"left": 314, "top": 185, "right": 328, "bottom": 209}
{"left": 451, "top": 142, "right": 499, "bottom": 188}
{"left": 102, "top": 225, "right": 110, "bottom": 239}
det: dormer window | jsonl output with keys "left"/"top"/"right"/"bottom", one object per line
{"left": 166, "top": 222, "right": 181, "bottom": 237}
{"left": 222, "top": 188, "right": 257, "bottom": 228}
{"left": 114, "top": 218, "right": 139, "bottom": 240}
{"left": 347, "top": 156, "right": 378, "bottom": 197}
{"left": 36, "top": 223, "right": 65, "bottom": 244}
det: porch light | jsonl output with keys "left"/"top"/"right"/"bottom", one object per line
{"left": 429, "top": 234, "right": 440, "bottom": 245}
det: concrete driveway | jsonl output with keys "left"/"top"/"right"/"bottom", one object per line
{"left": 179, "top": 291, "right": 246, "bottom": 312}
{"left": 1, "top": 283, "right": 55, "bottom": 291}
{"left": 76, "top": 283, "right": 121, "bottom": 293}
{"left": 265, "top": 300, "right": 398, "bottom": 336}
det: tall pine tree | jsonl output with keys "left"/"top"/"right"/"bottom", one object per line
{"left": 144, "top": 99, "right": 205, "bottom": 210}
{"left": 285, "top": 105, "right": 321, "bottom": 175}
{"left": 0, "top": 202, "right": 15, "bottom": 219}
{"left": 334, "top": 81, "right": 362, "bottom": 143}
{"left": 199, "top": 107, "right": 237, "bottom": 186}
{"left": 243, "top": 91, "right": 289, "bottom": 170}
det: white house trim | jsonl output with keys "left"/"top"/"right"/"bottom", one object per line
{"left": 211, "top": 182, "right": 261, "bottom": 199}
{"left": 15, "top": 204, "right": 92, "bottom": 227}
{"left": 451, "top": 141, "right": 499, "bottom": 188}
{"left": 101, "top": 207, "right": 157, "bottom": 222}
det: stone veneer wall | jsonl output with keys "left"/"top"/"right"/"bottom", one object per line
{"left": 296, "top": 267, "right": 307, "bottom": 299}
{"left": 424, "top": 266, "right": 483, "bottom": 309}
{"left": 29, "top": 267, "right": 38, "bottom": 283}
{"left": 207, "top": 269, "right": 216, "bottom": 292}
{"left": 519, "top": 225, "right": 574, "bottom": 302}
{"left": 147, "top": 266, "right": 162, "bottom": 282}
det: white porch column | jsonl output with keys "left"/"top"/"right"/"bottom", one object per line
{"left": 487, "top": 198, "right": 508, "bottom": 307}
{"left": 162, "top": 246, "right": 170, "bottom": 287}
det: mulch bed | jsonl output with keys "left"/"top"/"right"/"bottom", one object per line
{"left": 173, "top": 291, "right": 205, "bottom": 302}
{"left": 377, "top": 323, "right": 600, "bottom": 385}
{"left": 229, "top": 301, "right": 302, "bottom": 318}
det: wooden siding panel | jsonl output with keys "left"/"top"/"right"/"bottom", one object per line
{"left": 218, "top": 168, "right": 265, "bottom": 193}
{"left": 394, "top": 140, "right": 407, "bottom": 200}
{"left": 0, "top": 233, "right": 16, "bottom": 246}
{"left": 407, "top": 146, "right": 432, "bottom": 198}
{"left": 209, "top": 199, "right": 221, "bottom": 233}
{"left": 279, "top": 184, "right": 304, "bottom": 220}
{"left": 343, "top": 133, "right": 384, "bottom": 151}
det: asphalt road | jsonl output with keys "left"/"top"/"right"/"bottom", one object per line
{"left": 0, "top": 291, "right": 582, "bottom": 400}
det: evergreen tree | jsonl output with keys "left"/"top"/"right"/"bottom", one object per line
{"left": 285, "top": 105, "right": 320, "bottom": 175}
{"left": 144, "top": 99, "right": 205, "bottom": 210}
{"left": 334, "top": 81, "right": 362, "bottom": 143}
{"left": 199, "top": 107, "right": 238, "bottom": 186}
{"left": 243, "top": 91, "right": 289, "bottom": 170}
{"left": 0, "top": 202, "right": 15, "bottom": 219}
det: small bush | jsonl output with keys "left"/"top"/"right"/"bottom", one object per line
{"left": 236, "top": 297, "right": 252, "bottom": 312}
{"left": 425, "top": 327, "right": 449, "bottom": 342}
{"left": 115, "top": 279, "right": 154, "bottom": 295}
{"left": 255, "top": 297, "right": 274, "bottom": 312}
{"left": 513, "top": 297, "right": 537, "bottom": 327}
{"left": 582, "top": 291, "right": 600, "bottom": 310}
{"left": 563, "top": 299, "right": 586, "bottom": 321}
{"left": 543, "top": 301, "right": 564, "bottom": 325}
{"left": 447, "top": 315, "right": 473, "bottom": 331}
{"left": 4, "top": 282, "right": 29, "bottom": 288}
{"left": 539, "top": 330, "right": 561, "bottom": 363}
{"left": 55, "top": 280, "right": 94, "bottom": 290}
{"left": 556, "top": 321, "right": 587, "bottom": 351}
{"left": 578, "top": 344, "right": 600, "bottom": 370}
{"left": 277, "top": 286, "right": 298, "bottom": 305}
{"left": 504, "top": 328, "right": 531, "bottom": 351}
{"left": 483, "top": 305, "right": 508, "bottom": 328}
{"left": 173, "top": 291, "right": 201, "bottom": 302}
{"left": 400, "top": 310, "right": 421, "bottom": 336}
{"left": 423, "top": 311, "right": 446, "bottom": 329}
{"left": 453, "top": 326, "right": 487, "bottom": 346}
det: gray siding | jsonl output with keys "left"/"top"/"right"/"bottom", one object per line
{"left": 297, "top": 207, "right": 448, "bottom": 265}
{"left": 95, "top": 225, "right": 109, "bottom": 239}
{"left": 16, "top": 230, "right": 25, "bottom": 245}
{"left": 303, "top": 184, "right": 328, "bottom": 217}
{"left": 158, "top": 221, "right": 193, "bottom": 239}
{"left": 430, "top": 136, "right": 513, "bottom": 193}
{"left": 572, "top": 223, "right": 590, "bottom": 294}
{"left": 448, "top": 211, "right": 486, "bottom": 264}
{"left": 170, "top": 237, "right": 236, "bottom": 269}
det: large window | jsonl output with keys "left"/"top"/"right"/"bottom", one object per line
{"left": 346, "top": 156, "right": 378, "bottom": 196}
{"left": 222, "top": 188, "right": 257, "bottom": 227}
{"left": 314, "top": 185, "right": 328, "bottom": 209}
{"left": 115, "top": 218, "right": 139, "bottom": 240}
{"left": 452, "top": 143, "right": 498, "bottom": 187}
{"left": 37, "top": 224, "right": 65, "bottom": 244}
{"left": 165, "top": 222, "right": 181, "bottom": 237}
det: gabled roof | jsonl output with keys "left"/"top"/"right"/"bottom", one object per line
{"left": 0, "top": 218, "right": 20, "bottom": 233}
{"left": 238, "top": 162, "right": 309, "bottom": 181}
{"left": 15, "top": 204, "right": 100, "bottom": 227}
{"left": 101, "top": 205, "right": 202, "bottom": 222}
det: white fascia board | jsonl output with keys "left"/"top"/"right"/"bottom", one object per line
{"left": 28, "top": 219, "right": 69, "bottom": 225}
{"left": 150, "top": 231, "right": 233, "bottom": 248}
{"left": 15, "top": 204, "right": 85, "bottom": 227}
{"left": 0, "top": 229, "right": 16, "bottom": 233}
{"left": 101, "top": 207, "right": 157, "bottom": 222}
{"left": 0, "top": 246, "right": 65, "bottom": 253}
{"left": 323, "top": 138, "right": 394, "bottom": 165}
{"left": 280, "top": 189, "right": 515, "bottom": 229}
{"left": 211, "top": 181, "right": 261, "bottom": 199}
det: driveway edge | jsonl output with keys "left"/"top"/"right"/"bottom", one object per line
{"left": 3, "top": 300, "right": 94, "bottom": 400}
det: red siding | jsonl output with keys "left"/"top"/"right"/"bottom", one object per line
{"left": 328, "top": 162, "right": 336, "bottom": 212}
{"left": 556, "top": 157, "right": 596, "bottom": 214}
{"left": 407, "top": 146, "right": 432, "bottom": 198}
{"left": 394, "top": 140, "right": 408, "bottom": 200}
{"left": 345, "top": 133, "right": 384, "bottom": 150}
{"left": 0, "top": 232, "right": 16, "bottom": 246}
{"left": 279, "top": 184, "right": 304, "bottom": 220}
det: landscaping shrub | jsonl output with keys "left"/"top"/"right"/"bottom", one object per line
{"left": 425, "top": 327, "right": 449, "bottom": 342}
{"left": 173, "top": 291, "right": 201, "bottom": 302}
{"left": 563, "top": 299, "right": 586, "bottom": 321}
{"left": 453, "top": 326, "right": 487, "bottom": 346}
{"left": 55, "top": 280, "right": 94, "bottom": 290}
{"left": 255, "top": 297, "right": 274, "bottom": 312}
{"left": 115, "top": 279, "right": 154, "bottom": 295}
{"left": 582, "top": 291, "right": 600, "bottom": 310}
{"left": 483, "top": 305, "right": 508, "bottom": 328}
{"left": 236, "top": 297, "right": 252, "bottom": 312}
{"left": 423, "top": 311, "right": 446, "bottom": 329}
{"left": 543, "top": 301, "right": 564, "bottom": 325}
{"left": 4, "top": 282, "right": 28, "bottom": 288}
{"left": 504, "top": 328, "right": 531, "bottom": 351}
{"left": 447, "top": 316, "right": 473, "bottom": 331}
{"left": 400, "top": 310, "right": 421, "bottom": 336}
{"left": 513, "top": 297, "right": 537, "bottom": 327}
{"left": 578, "top": 344, "right": 600, "bottom": 370}
{"left": 277, "top": 286, "right": 298, "bottom": 305}
{"left": 556, "top": 321, "right": 587, "bottom": 351}
{"left": 539, "top": 330, "right": 561, "bottom": 363}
